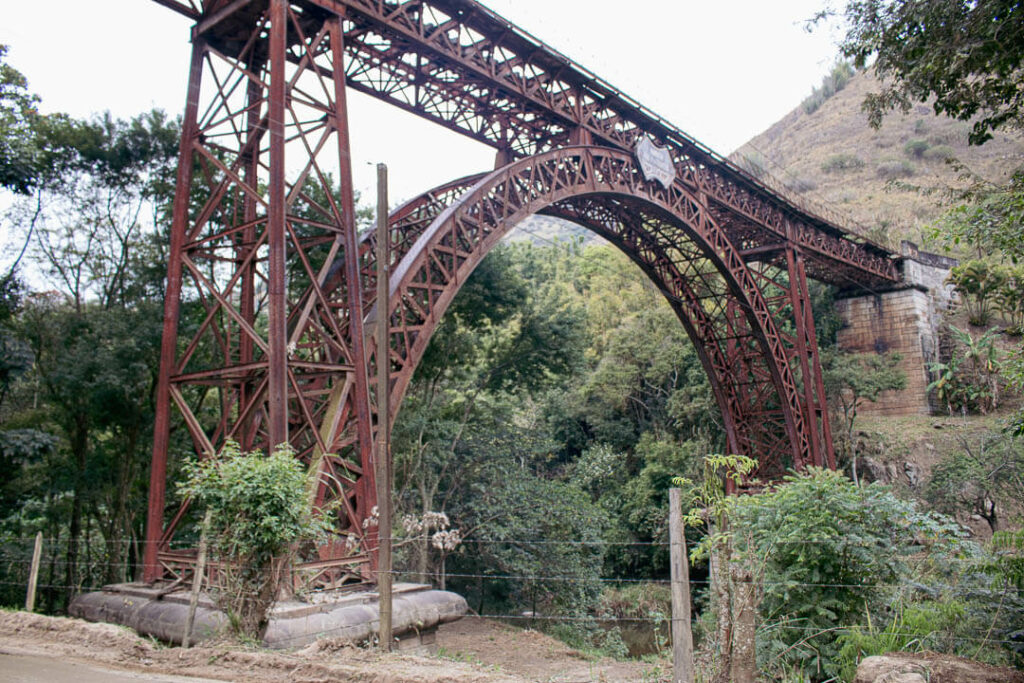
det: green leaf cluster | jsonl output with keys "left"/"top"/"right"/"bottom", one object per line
{"left": 179, "top": 441, "right": 327, "bottom": 566}
{"left": 729, "top": 468, "right": 966, "bottom": 679}
{"left": 178, "top": 441, "right": 328, "bottom": 637}
{"left": 927, "top": 326, "right": 1001, "bottom": 415}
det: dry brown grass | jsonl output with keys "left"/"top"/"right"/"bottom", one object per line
{"left": 734, "top": 70, "right": 1024, "bottom": 251}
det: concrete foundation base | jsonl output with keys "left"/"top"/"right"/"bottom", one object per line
{"left": 69, "top": 582, "right": 466, "bottom": 650}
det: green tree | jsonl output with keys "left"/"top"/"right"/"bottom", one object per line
{"left": 823, "top": 0, "right": 1024, "bottom": 145}
{"left": 822, "top": 350, "right": 905, "bottom": 483}
{"left": 0, "top": 109, "right": 178, "bottom": 606}
{"left": 929, "top": 326, "right": 1002, "bottom": 415}
{"left": 946, "top": 260, "right": 1007, "bottom": 326}
{"left": 0, "top": 45, "right": 44, "bottom": 194}
{"left": 995, "top": 265, "right": 1024, "bottom": 333}
{"left": 392, "top": 243, "right": 587, "bottom": 583}
{"left": 676, "top": 453, "right": 759, "bottom": 683}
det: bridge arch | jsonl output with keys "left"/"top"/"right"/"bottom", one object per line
{"left": 372, "top": 146, "right": 817, "bottom": 479}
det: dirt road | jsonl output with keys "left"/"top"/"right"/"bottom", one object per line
{"left": 0, "top": 653, "right": 224, "bottom": 682}
{"left": 0, "top": 611, "right": 668, "bottom": 682}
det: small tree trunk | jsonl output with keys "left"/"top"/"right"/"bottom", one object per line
{"left": 729, "top": 566, "right": 757, "bottom": 683}
{"left": 709, "top": 520, "right": 733, "bottom": 682}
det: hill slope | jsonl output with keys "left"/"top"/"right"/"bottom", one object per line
{"left": 734, "top": 69, "right": 1024, "bottom": 249}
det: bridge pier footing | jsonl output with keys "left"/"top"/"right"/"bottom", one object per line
{"left": 835, "top": 241, "right": 957, "bottom": 417}
{"left": 69, "top": 582, "right": 466, "bottom": 650}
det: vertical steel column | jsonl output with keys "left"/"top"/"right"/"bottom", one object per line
{"left": 144, "top": 40, "right": 205, "bottom": 583}
{"left": 787, "top": 243, "right": 835, "bottom": 469}
{"left": 785, "top": 239, "right": 829, "bottom": 469}
{"left": 238, "top": 73, "right": 264, "bottom": 453}
{"left": 329, "top": 15, "right": 377, "bottom": 525}
{"left": 266, "top": 0, "right": 289, "bottom": 450}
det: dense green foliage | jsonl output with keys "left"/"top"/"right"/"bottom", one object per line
{"left": 822, "top": 350, "right": 906, "bottom": 480}
{"left": 0, "top": 45, "right": 44, "bottom": 194}
{"left": 391, "top": 241, "right": 716, "bottom": 630}
{"left": 928, "top": 326, "right": 1002, "bottom": 415}
{"left": 928, "top": 432, "right": 1024, "bottom": 532}
{"left": 180, "top": 441, "right": 327, "bottom": 637}
{"left": 0, "top": 44, "right": 181, "bottom": 610}
{"left": 730, "top": 468, "right": 968, "bottom": 679}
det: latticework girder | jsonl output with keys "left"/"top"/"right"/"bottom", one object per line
{"left": 145, "top": 0, "right": 890, "bottom": 584}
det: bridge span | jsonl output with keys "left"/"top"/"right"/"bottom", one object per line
{"left": 141, "top": 0, "right": 921, "bottom": 587}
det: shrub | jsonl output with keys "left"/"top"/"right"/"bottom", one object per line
{"left": 179, "top": 441, "right": 328, "bottom": 639}
{"left": 928, "top": 122, "right": 972, "bottom": 145}
{"left": 996, "top": 265, "right": 1024, "bottom": 334}
{"left": 928, "top": 326, "right": 1002, "bottom": 415}
{"left": 947, "top": 259, "right": 1007, "bottom": 326}
{"left": 923, "top": 144, "right": 956, "bottom": 162}
{"left": 790, "top": 176, "right": 818, "bottom": 193}
{"left": 876, "top": 159, "right": 916, "bottom": 179}
{"left": 728, "top": 468, "right": 965, "bottom": 681}
{"left": 821, "top": 153, "right": 865, "bottom": 173}
{"left": 802, "top": 62, "right": 856, "bottom": 115}
{"left": 904, "top": 138, "right": 930, "bottom": 158}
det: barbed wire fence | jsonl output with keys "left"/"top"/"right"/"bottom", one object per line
{"left": 1, "top": 532, "right": 1020, "bottom": 663}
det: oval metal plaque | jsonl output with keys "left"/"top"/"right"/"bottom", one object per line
{"left": 635, "top": 137, "right": 676, "bottom": 188}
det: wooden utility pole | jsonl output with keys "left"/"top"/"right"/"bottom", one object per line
{"left": 25, "top": 532, "right": 43, "bottom": 612}
{"left": 375, "top": 163, "right": 393, "bottom": 652}
{"left": 669, "top": 488, "right": 695, "bottom": 683}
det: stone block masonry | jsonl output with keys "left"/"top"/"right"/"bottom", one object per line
{"left": 835, "top": 242, "right": 957, "bottom": 417}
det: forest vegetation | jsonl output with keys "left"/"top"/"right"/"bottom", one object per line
{"left": 1, "top": 0, "right": 1024, "bottom": 679}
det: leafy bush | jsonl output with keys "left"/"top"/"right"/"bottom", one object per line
{"left": 927, "top": 432, "right": 1022, "bottom": 532}
{"left": 947, "top": 260, "right": 1006, "bottom": 326}
{"left": 179, "top": 441, "right": 327, "bottom": 639}
{"left": 995, "top": 265, "right": 1024, "bottom": 334}
{"left": 728, "top": 468, "right": 965, "bottom": 681}
{"left": 876, "top": 159, "right": 916, "bottom": 179}
{"left": 836, "top": 598, "right": 965, "bottom": 681}
{"left": 821, "top": 153, "right": 865, "bottom": 173}
{"left": 922, "top": 144, "right": 956, "bottom": 162}
{"left": 928, "top": 326, "right": 1002, "bottom": 415}
{"left": 802, "top": 62, "right": 856, "bottom": 114}
{"left": 904, "top": 138, "right": 930, "bottom": 158}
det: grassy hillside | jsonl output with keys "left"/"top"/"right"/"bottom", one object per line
{"left": 734, "top": 69, "right": 1024, "bottom": 249}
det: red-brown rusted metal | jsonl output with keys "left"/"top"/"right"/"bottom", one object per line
{"left": 144, "top": 0, "right": 902, "bottom": 584}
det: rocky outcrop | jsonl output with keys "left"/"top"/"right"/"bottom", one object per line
{"left": 855, "top": 653, "right": 1024, "bottom": 683}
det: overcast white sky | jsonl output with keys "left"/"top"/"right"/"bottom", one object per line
{"left": 0, "top": 0, "right": 843, "bottom": 204}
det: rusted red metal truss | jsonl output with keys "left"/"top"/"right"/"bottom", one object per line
{"left": 143, "top": 0, "right": 899, "bottom": 583}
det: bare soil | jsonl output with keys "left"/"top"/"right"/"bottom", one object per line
{"left": 0, "top": 611, "right": 668, "bottom": 682}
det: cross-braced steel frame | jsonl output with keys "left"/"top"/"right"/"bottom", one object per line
{"left": 144, "top": 0, "right": 903, "bottom": 584}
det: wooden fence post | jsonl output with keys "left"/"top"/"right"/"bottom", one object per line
{"left": 376, "top": 162, "right": 393, "bottom": 652}
{"left": 25, "top": 531, "right": 43, "bottom": 612}
{"left": 669, "top": 488, "right": 695, "bottom": 682}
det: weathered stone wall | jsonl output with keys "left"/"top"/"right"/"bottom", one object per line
{"left": 834, "top": 242, "right": 957, "bottom": 416}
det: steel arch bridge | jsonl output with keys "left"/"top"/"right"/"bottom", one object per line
{"left": 143, "top": 0, "right": 903, "bottom": 586}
